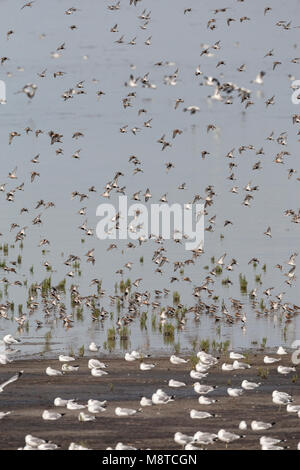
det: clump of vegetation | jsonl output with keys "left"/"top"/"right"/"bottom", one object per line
{"left": 76, "top": 306, "right": 84, "bottom": 321}
{"left": 140, "top": 312, "right": 147, "bottom": 330}
{"left": 189, "top": 354, "right": 198, "bottom": 369}
{"left": 163, "top": 323, "right": 175, "bottom": 344}
{"left": 215, "top": 265, "right": 222, "bottom": 275}
{"left": 119, "top": 326, "right": 130, "bottom": 350}
{"left": 41, "top": 277, "right": 51, "bottom": 296}
{"left": 56, "top": 279, "right": 66, "bottom": 292}
{"left": 163, "top": 322, "right": 174, "bottom": 337}
{"left": 200, "top": 338, "right": 210, "bottom": 352}
{"left": 73, "top": 261, "right": 80, "bottom": 270}
{"left": 43, "top": 331, "right": 52, "bottom": 353}
{"left": 108, "top": 327, "right": 116, "bottom": 341}
{"left": 119, "top": 280, "right": 125, "bottom": 293}
{"left": 44, "top": 331, "right": 52, "bottom": 342}
{"left": 174, "top": 341, "right": 180, "bottom": 354}
{"left": 260, "top": 337, "right": 267, "bottom": 349}
{"left": 258, "top": 367, "right": 269, "bottom": 379}
{"left": 239, "top": 274, "right": 248, "bottom": 293}
{"left": 211, "top": 339, "right": 230, "bottom": 353}
{"left": 78, "top": 345, "right": 85, "bottom": 357}
{"left": 139, "top": 256, "right": 144, "bottom": 264}
{"left": 173, "top": 291, "right": 180, "bottom": 304}
{"left": 151, "top": 314, "right": 157, "bottom": 331}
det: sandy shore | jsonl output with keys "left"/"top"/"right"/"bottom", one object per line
{"left": 0, "top": 352, "right": 299, "bottom": 450}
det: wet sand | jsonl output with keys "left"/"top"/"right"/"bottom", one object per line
{"left": 0, "top": 352, "right": 299, "bottom": 450}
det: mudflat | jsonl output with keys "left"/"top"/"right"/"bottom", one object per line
{"left": 0, "top": 352, "right": 299, "bottom": 450}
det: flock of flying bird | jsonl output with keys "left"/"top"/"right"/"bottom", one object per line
{"left": 0, "top": 0, "right": 299, "bottom": 451}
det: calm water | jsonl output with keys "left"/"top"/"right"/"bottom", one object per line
{"left": 0, "top": 0, "right": 299, "bottom": 358}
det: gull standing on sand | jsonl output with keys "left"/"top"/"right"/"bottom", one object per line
{"left": 229, "top": 352, "right": 245, "bottom": 360}
{"left": 277, "top": 365, "right": 296, "bottom": 375}
{"left": 190, "top": 370, "right": 208, "bottom": 379}
{"left": 69, "top": 442, "right": 91, "bottom": 450}
{"left": 193, "top": 383, "right": 217, "bottom": 395}
{"left": 67, "top": 401, "right": 86, "bottom": 410}
{"left": 197, "top": 351, "right": 218, "bottom": 365}
{"left": 227, "top": 387, "right": 244, "bottom": 397}
{"left": 62, "top": 363, "right": 79, "bottom": 372}
{"left": 78, "top": 412, "right": 96, "bottom": 421}
{"left": 170, "top": 355, "right": 189, "bottom": 365}
{"left": 91, "top": 368, "right": 108, "bottom": 377}
{"left": 88, "top": 401, "right": 106, "bottom": 413}
{"left": 218, "top": 429, "right": 245, "bottom": 443}
{"left": 152, "top": 389, "right": 174, "bottom": 404}
{"left": 264, "top": 356, "right": 280, "bottom": 364}
{"left": 277, "top": 346, "right": 287, "bottom": 355}
{"left": 140, "top": 362, "right": 155, "bottom": 371}
{"left": 241, "top": 379, "right": 261, "bottom": 390}
{"left": 260, "top": 436, "right": 285, "bottom": 447}
{"left": 198, "top": 396, "right": 218, "bottom": 405}
{"left": 38, "top": 443, "right": 59, "bottom": 450}
{"left": 46, "top": 367, "right": 63, "bottom": 376}
{"left": 54, "top": 397, "right": 70, "bottom": 406}
{"left": 42, "top": 410, "right": 64, "bottom": 420}
{"left": 195, "top": 362, "right": 211, "bottom": 373}
{"left": 251, "top": 420, "right": 275, "bottom": 431}
{"left": 115, "top": 442, "right": 137, "bottom": 450}
{"left": 88, "top": 359, "right": 107, "bottom": 369}
{"left": 190, "top": 409, "right": 217, "bottom": 419}
{"left": 88, "top": 399, "right": 107, "bottom": 408}
{"left": 222, "top": 363, "right": 235, "bottom": 371}
{"left": 233, "top": 360, "right": 250, "bottom": 370}
{"left": 174, "top": 432, "right": 194, "bottom": 446}
{"left": 115, "top": 407, "right": 140, "bottom": 416}
{"left": 193, "top": 431, "right": 218, "bottom": 445}
{"left": 59, "top": 355, "right": 75, "bottom": 362}
{"left": 239, "top": 421, "right": 248, "bottom": 430}
{"left": 286, "top": 403, "right": 300, "bottom": 413}
{"left": 272, "top": 391, "right": 293, "bottom": 405}
{"left": 140, "top": 397, "right": 152, "bottom": 407}
{"left": 25, "top": 435, "right": 49, "bottom": 448}
{"left": 168, "top": 379, "right": 186, "bottom": 388}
